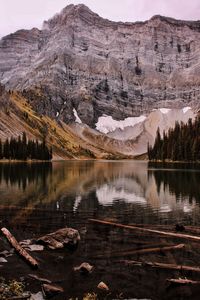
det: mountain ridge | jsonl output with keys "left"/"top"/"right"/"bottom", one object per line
{"left": 42, "top": 4, "right": 200, "bottom": 29}
{"left": 2, "top": 4, "right": 200, "bottom": 39}
{"left": 0, "top": 4, "right": 199, "bottom": 158}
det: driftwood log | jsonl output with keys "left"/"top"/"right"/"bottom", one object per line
{"left": 118, "top": 260, "right": 200, "bottom": 273}
{"left": 89, "top": 219, "right": 200, "bottom": 242}
{"left": 36, "top": 227, "right": 80, "bottom": 250}
{"left": 7, "top": 295, "right": 31, "bottom": 300}
{"left": 94, "top": 244, "right": 185, "bottom": 258}
{"left": 167, "top": 278, "right": 200, "bottom": 285}
{"left": 28, "top": 274, "right": 51, "bottom": 284}
{"left": 1, "top": 227, "right": 38, "bottom": 268}
{"left": 42, "top": 283, "right": 64, "bottom": 298}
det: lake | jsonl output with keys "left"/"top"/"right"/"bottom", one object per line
{"left": 0, "top": 160, "right": 200, "bottom": 232}
{"left": 1, "top": 160, "right": 200, "bottom": 300}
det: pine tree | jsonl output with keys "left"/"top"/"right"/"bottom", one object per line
{"left": 0, "top": 134, "right": 52, "bottom": 161}
{"left": 0, "top": 139, "right": 2, "bottom": 159}
{"left": 148, "top": 117, "right": 200, "bottom": 162}
{"left": 22, "top": 132, "right": 27, "bottom": 160}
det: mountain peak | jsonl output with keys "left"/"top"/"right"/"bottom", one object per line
{"left": 149, "top": 14, "right": 200, "bottom": 28}
{"left": 42, "top": 4, "right": 96, "bottom": 30}
{"left": 61, "top": 3, "right": 93, "bottom": 15}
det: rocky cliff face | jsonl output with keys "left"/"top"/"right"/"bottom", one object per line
{"left": 0, "top": 4, "right": 200, "bottom": 128}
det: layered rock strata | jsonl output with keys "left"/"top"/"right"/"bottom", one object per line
{"left": 0, "top": 4, "right": 200, "bottom": 127}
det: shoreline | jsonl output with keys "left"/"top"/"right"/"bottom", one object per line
{"left": 0, "top": 158, "right": 200, "bottom": 164}
{"left": 0, "top": 159, "right": 52, "bottom": 163}
{"left": 149, "top": 159, "right": 200, "bottom": 164}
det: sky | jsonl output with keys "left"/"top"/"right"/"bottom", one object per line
{"left": 0, "top": 0, "right": 200, "bottom": 37}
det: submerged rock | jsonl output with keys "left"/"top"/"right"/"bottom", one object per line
{"left": 36, "top": 227, "right": 80, "bottom": 250}
{"left": 20, "top": 239, "right": 32, "bottom": 246}
{"left": 97, "top": 281, "right": 109, "bottom": 291}
{"left": 0, "top": 257, "right": 7, "bottom": 263}
{"left": 37, "top": 236, "right": 63, "bottom": 250}
{"left": 175, "top": 224, "right": 185, "bottom": 232}
{"left": 20, "top": 240, "right": 44, "bottom": 252}
{"left": 74, "top": 262, "right": 94, "bottom": 274}
{"left": 0, "top": 250, "right": 12, "bottom": 257}
{"left": 42, "top": 283, "right": 64, "bottom": 298}
{"left": 30, "top": 291, "right": 45, "bottom": 300}
{"left": 28, "top": 274, "right": 52, "bottom": 284}
{"left": 26, "top": 245, "right": 44, "bottom": 252}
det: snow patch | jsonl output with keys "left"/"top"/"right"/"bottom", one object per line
{"left": 183, "top": 205, "right": 192, "bottom": 213}
{"left": 159, "top": 204, "right": 172, "bottom": 213}
{"left": 159, "top": 108, "right": 171, "bottom": 114}
{"left": 56, "top": 111, "right": 59, "bottom": 117}
{"left": 73, "top": 108, "right": 82, "bottom": 124}
{"left": 96, "top": 115, "right": 146, "bottom": 134}
{"left": 73, "top": 196, "right": 82, "bottom": 212}
{"left": 183, "top": 107, "right": 191, "bottom": 114}
{"left": 96, "top": 184, "right": 146, "bottom": 206}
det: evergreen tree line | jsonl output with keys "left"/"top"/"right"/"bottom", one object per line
{"left": 0, "top": 132, "right": 52, "bottom": 161}
{"left": 148, "top": 117, "right": 200, "bottom": 162}
{"left": 148, "top": 168, "right": 200, "bottom": 203}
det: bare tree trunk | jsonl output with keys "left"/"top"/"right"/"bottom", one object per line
{"left": 118, "top": 260, "right": 200, "bottom": 273}
{"left": 1, "top": 227, "right": 38, "bottom": 268}
{"left": 95, "top": 244, "right": 185, "bottom": 258}
{"left": 167, "top": 278, "right": 200, "bottom": 285}
{"left": 89, "top": 219, "right": 200, "bottom": 242}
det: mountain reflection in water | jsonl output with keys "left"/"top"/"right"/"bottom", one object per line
{"left": 0, "top": 160, "right": 200, "bottom": 232}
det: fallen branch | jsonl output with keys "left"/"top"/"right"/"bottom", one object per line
{"left": 7, "top": 295, "right": 31, "bottom": 300}
{"left": 93, "top": 243, "right": 173, "bottom": 258}
{"left": 89, "top": 219, "right": 200, "bottom": 242}
{"left": 118, "top": 260, "right": 200, "bottom": 273}
{"left": 1, "top": 227, "right": 38, "bottom": 268}
{"left": 167, "top": 278, "right": 200, "bottom": 285}
{"left": 28, "top": 274, "right": 51, "bottom": 284}
{"left": 94, "top": 244, "right": 184, "bottom": 258}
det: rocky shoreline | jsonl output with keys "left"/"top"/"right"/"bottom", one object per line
{"left": 1, "top": 219, "right": 200, "bottom": 299}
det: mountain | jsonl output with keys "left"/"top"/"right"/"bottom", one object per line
{"left": 0, "top": 85, "right": 96, "bottom": 159}
{"left": 0, "top": 4, "right": 199, "bottom": 158}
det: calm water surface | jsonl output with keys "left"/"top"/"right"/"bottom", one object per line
{"left": 1, "top": 161, "right": 200, "bottom": 299}
{"left": 0, "top": 160, "right": 200, "bottom": 233}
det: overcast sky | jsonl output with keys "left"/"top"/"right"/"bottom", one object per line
{"left": 1, "top": 0, "right": 200, "bottom": 37}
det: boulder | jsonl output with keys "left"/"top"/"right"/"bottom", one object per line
{"left": 28, "top": 274, "right": 52, "bottom": 284}
{"left": 20, "top": 240, "right": 44, "bottom": 252}
{"left": 42, "top": 284, "right": 64, "bottom": 298}
{"left": 26, "top": 245, "right": 44, "bottom": 252}
{"left": 0, "top": 257, "right": 7, "bottom": 263}
{"left": 175, "top": 224, "right": 185, "bottom": 232}
{"left": 74, "top": 262, "right": 94, "bottom": 274}
{"left": 0, "top": 250, "right": 12, "bottom": 257}
{"left": 30, "top": 291, "right": 44, "bottom": 300}
{"left": 36, "top": 227, "right": 80, "bottom": 250}
{"left": 97, "top": 281, "right": 109, "bottom": 291}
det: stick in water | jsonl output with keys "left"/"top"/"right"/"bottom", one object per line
{"left": 1, "top": 227, "right": 38, "bottom": 268}
{"left": 117, "top": 260, "right": 200, "bottom": 273}
{"left": 89, "top": 219, "right": 200, "bottom": 242}
{"left": 94, "top": 244, "right": 185, "bottom": 258}
{"left": 167, "top": 278, "right": 200, "bottom": 285}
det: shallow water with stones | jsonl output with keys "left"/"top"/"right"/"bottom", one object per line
{"left": 0, "top": 160, "right": 200, "bottom": 299}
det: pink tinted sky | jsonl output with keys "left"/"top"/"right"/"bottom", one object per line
{"left": 0, "top": 0, "right": 200, "bottom": 37}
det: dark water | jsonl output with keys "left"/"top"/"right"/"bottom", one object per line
{"left": 1, "top": 161, "right": 200, "bottom": 300}
{"left": 0, "top": 160, "right": 200, "bottom": 232}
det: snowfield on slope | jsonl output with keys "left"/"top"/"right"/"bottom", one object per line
{"left": 73, "top": 108, "right": 82, "bottom": 124}
{"left": 96, "top": 115, "right": 146, "bottom": 134}
{"left": 183, "top": 107, "right": 191, "bottom": 114}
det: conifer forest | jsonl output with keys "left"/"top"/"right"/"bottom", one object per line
{"left": 148, "top": 117, "right": 200, "bottom": 162}
{"left": 0, "top": 132, "right": 52, "bottom": 161}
